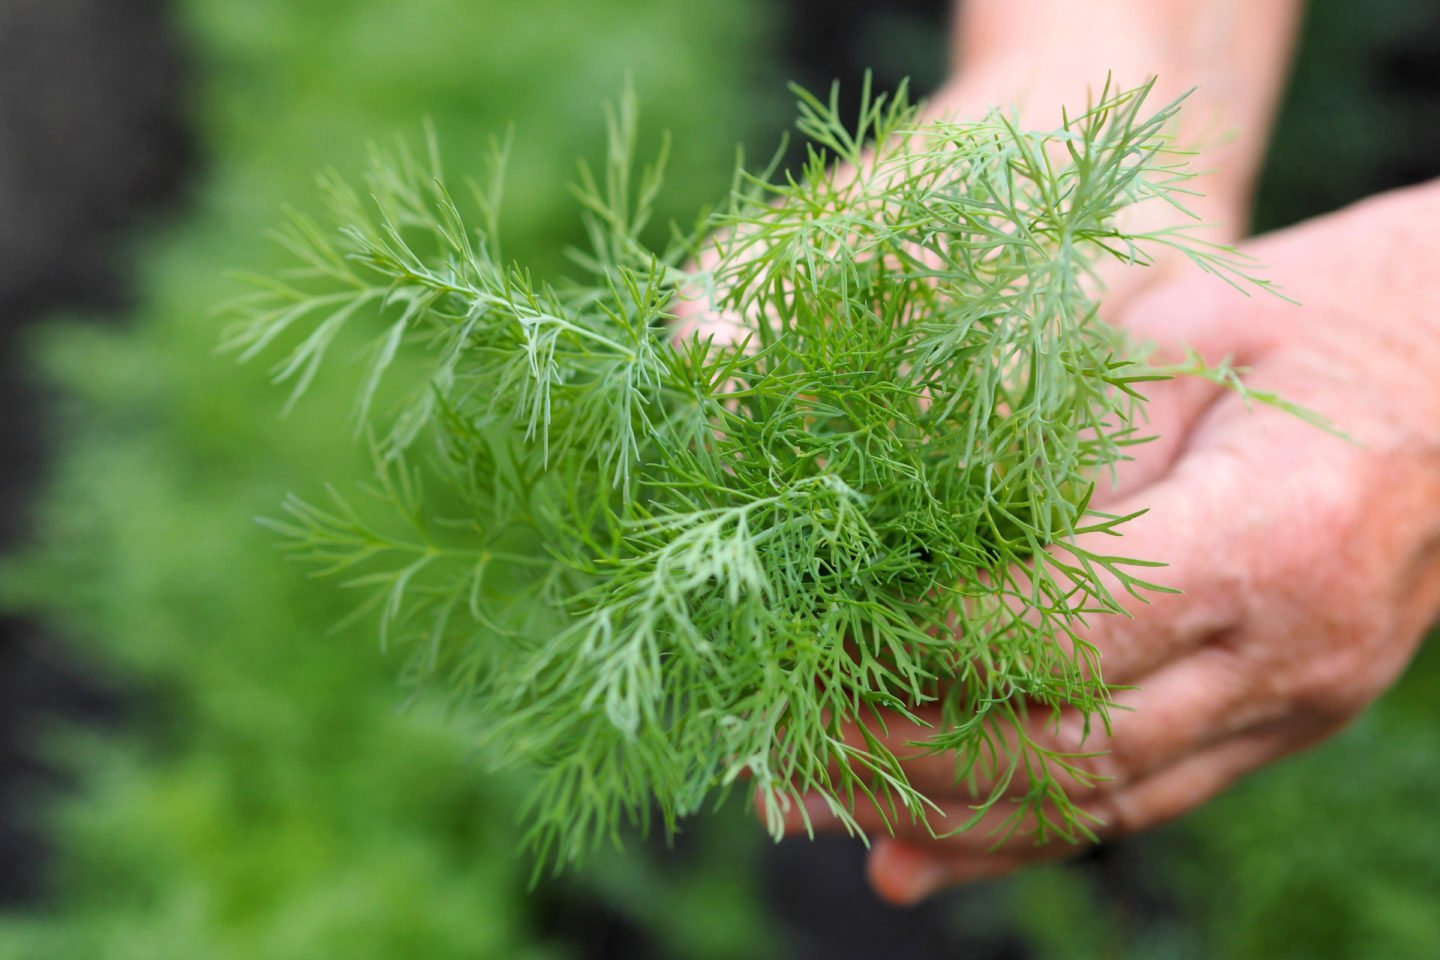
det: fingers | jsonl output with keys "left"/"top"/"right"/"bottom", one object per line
{"left": 866, "top": 834, "right": 1024, "bottom": 905}
{"left": 1048, "top": 439, "right": 1256, "bottom": 685}
{"left": 670, "top": 241, "right": 745, "bottom": 346}
{"left": 780, "top": 643, "right": 1259, "bottom": 839}
{"left": 763, "top": 427, "right": 1267, "bottom": 841}
{"left": 865, "top": 723, "right": 1296, "bottom": 905}
{"left": 1094, "top": 270, "right": 1298, "bottom": 505}
{"left": 866, "top": 836, "right": 1022, "bottom": 905}
{"left": 1087, "top": 370, "right": 1220, "bottom": 507}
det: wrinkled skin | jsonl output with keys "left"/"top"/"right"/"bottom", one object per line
{"left": 785, "top": 181, "right": 1440, "bottom": 904}
{"left": 684, "top": 0, "right": 1440, "bottom": 905}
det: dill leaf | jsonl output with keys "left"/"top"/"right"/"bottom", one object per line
{"left": 228, "top": 77, "right": 1281, "bottom": 871}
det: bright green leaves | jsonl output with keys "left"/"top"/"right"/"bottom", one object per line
{"left": 231, "top": 78, "right": 1270, "bottom": 871}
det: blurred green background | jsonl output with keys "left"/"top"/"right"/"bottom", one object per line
{"left": 0, "top": 0, "right": 1437, "bottom": 957}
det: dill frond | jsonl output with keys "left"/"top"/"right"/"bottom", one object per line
{"left": 228, "top": 77, "right": 1276, "bottom": 870}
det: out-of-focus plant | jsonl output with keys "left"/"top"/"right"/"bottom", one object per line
{"left": 3, "top": 0, "right": 1438, "bottom": 956}
{"left": 232, "top": 72, "right": 1320, "bottom": 873}
{"left": 0, "top": 0, "right": 782, "bottom": 957}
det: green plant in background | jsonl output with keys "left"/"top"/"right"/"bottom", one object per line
{"left": 3, "top": 0, "right": 1440, "bottom": 956}
{"left": 232, "top": 75, "right": 1305, "bottom": 870}
{"left": 0, "top": 0, "right": 782, "bottom": 957}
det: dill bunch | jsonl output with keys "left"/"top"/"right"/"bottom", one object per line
{"left": 227, "top": 78, "right": 1280, "bottom": 869}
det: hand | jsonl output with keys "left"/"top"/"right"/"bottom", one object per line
{"left": 938, "top": 0, "right": 1303, "bottom": 240}
{"left": 785, "top": 180, "right": 1440, "bottom": 905}
{"left": 680, "top": 0, "right": 1301, "bottom": 342}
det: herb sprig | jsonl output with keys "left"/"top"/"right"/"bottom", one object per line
{"left": 228, "top": 78, "right": 1282, "bottom": 870}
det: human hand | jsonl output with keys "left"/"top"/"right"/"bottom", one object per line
{"left": 784, "top": 180, "right": 1440, "bottom": 905}
{"left": 932, "top": 0, "right": 1302, "bottom": 299}
{"left": 679, "top": 0, "right": 1301, "bottom": 344}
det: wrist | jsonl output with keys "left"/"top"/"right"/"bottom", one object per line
{"left": 937, "top": 0, "right": 1303, "bottom": 237}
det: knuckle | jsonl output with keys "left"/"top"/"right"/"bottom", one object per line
{"left": 1277, "top": 629, "right": 1387, "bottom": 723}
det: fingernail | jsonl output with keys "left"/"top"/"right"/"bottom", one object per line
{"left": 896, "top": 862, "right": 949, "bottom": 905}
{"left": 870, "top": 841, "right": 949, "bottom": 906}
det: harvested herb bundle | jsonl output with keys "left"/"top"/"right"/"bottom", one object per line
{"left": 228, "top": 79, "right": 1287, "bottom": 869}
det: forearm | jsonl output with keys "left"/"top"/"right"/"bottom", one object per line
{"left": 934, "top": 0, "right": 1305, "bottom": 233}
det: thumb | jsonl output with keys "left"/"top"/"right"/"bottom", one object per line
{"left": 1097, "top": 271, "right": 1286, "bottom": 502}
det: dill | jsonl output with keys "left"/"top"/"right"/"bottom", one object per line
{"left": 227, "top": 77, "right": 1286, "bottom": 870}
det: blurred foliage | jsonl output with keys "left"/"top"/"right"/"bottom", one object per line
{"left": 3, "top": 0, "right": 1440, "bottom": 958}
{"left": 1253, "top": 0, "right": 1440, "bottom": 232}
{"left": 0, "top": 0, "right": 785, "bottom": 957}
